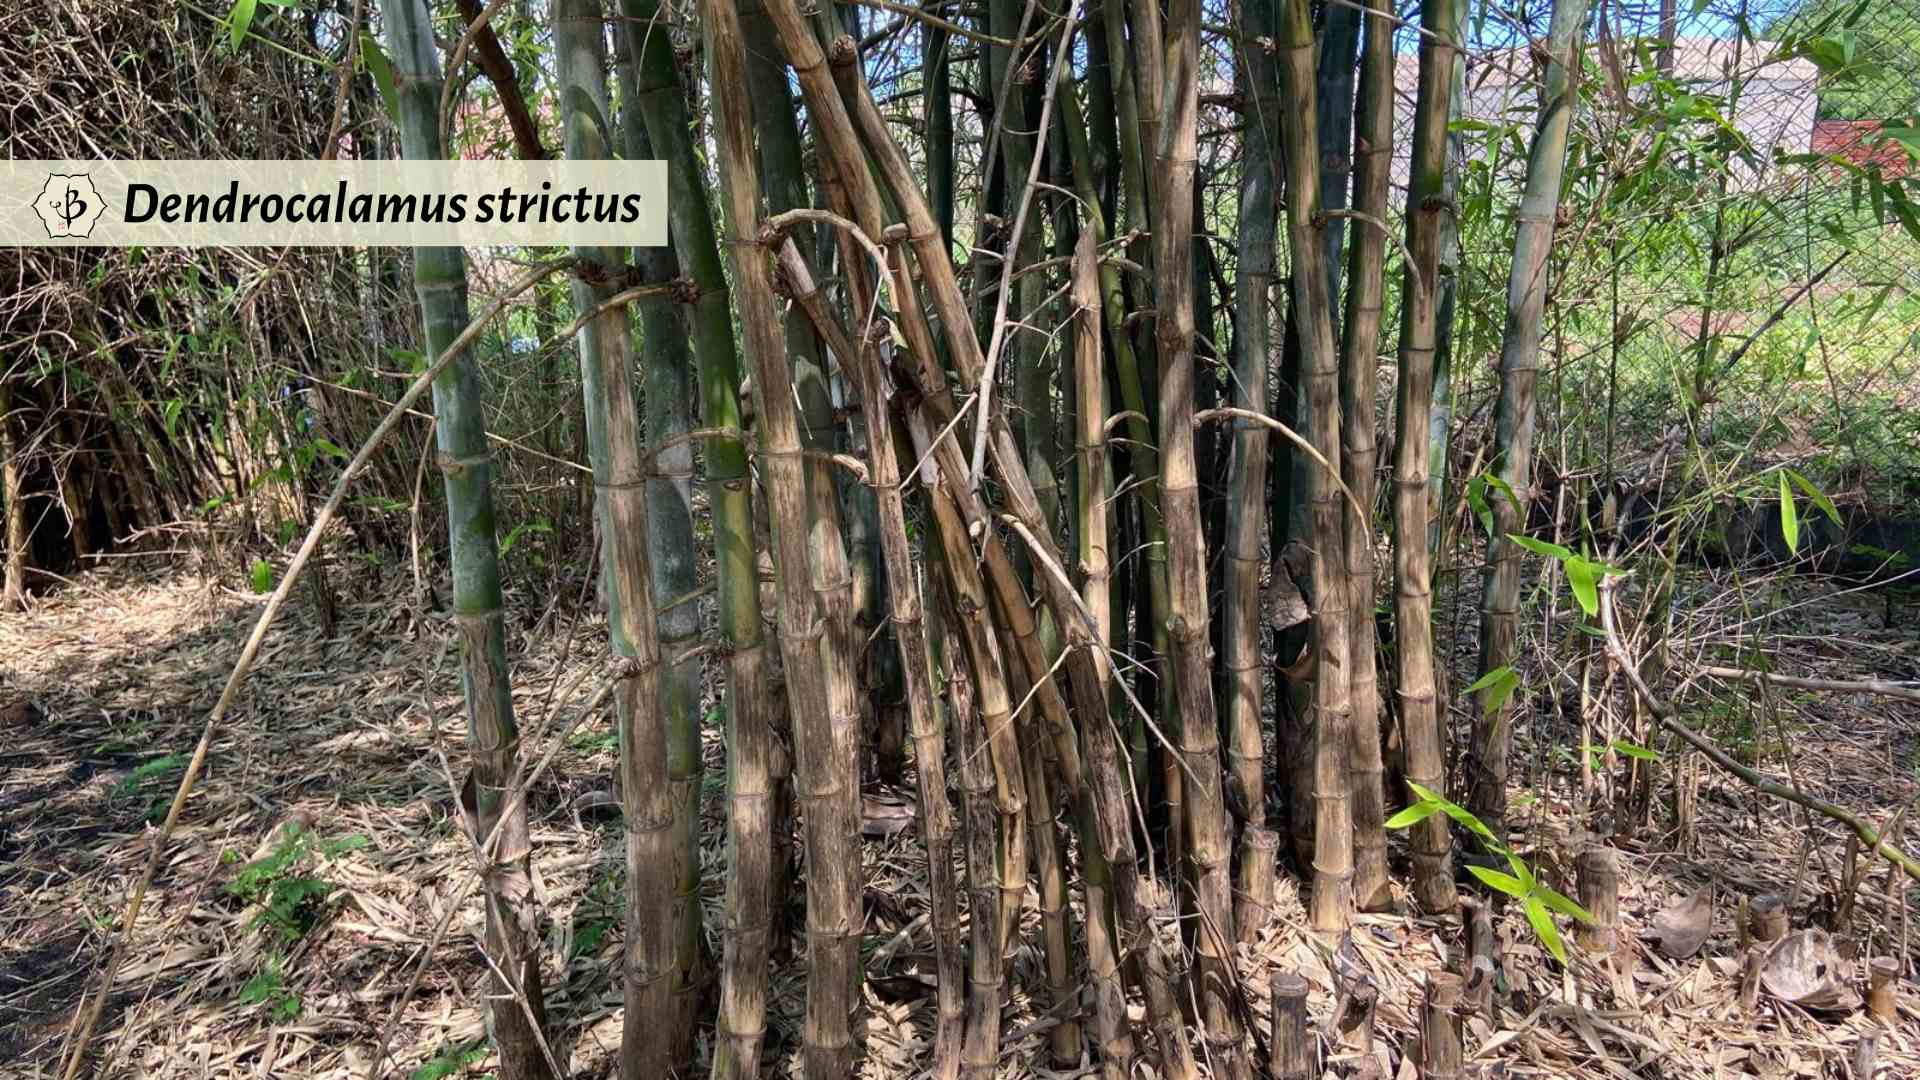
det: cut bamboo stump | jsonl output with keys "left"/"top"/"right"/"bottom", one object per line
{"left": 1237, "top": 826, "right": 1280, "bottom": 943}
{"left": 1851, "top": 1032, "right": 1877, "bottom": 1079}
{"left": 1464, "top": 898, "right": 1496, "bottom": 1016}
{"left": 1419, "top": 972, "right": 1463, "bottom": 1080}
{"left": 1750, "top": 894, "right": 1788, "bottom": 943}
{"left": 1576, "top": 846, "right": 1618, "bottom": 955}
{"left": 1867, "top": 956, "right": 1898, "bottom": 1022}
{"left": 1334, "top": 975, "right": 1381, "bottom": 1079}
{"left": 1269, "top": 972, "right": 1312, "bottom": 1080}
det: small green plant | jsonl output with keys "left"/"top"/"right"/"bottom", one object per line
{"left": 1387, "top": 783, "right": 1595, "bottom": 964}
{"left": 113, "top": 752, "right": 185, "bottom": 798}
{"left": 569, "top": 913, "right": 613, "bottom": 961}
{"left": 237, "top": 954, "right": 301, "bottom": 1021}
{"left": 113, "top": 752, "right": 187, "bottom": 823}
{"left": 409, "top": 1042, "right": 488, "bottom": 1080}
{"left": 569, "top": 728, "right": 619, "bottom": 755}
{"left": 225, "top": 825, "right": 366, "bottom": 942}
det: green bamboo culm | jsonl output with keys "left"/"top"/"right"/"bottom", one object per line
{"left": 922, "top": 17, "right": 954, "bottom": 249}
{"left": 1469, "top": 0, "right": 1593, "bottom": 846}
{"left": 1428, "top": 0, "right": 1470, "bottom": 537}
{"left": 613, "top": 1, "right": 776, "bottom": 1076}
{"left": 377, "top": 1, "right": 555, "bottom": 1077}
{"left": 551, "top": 4, "right": 678, "bottom": 1078}
{"left": 613, "top": 43, "right": 708, "bottom": 1072}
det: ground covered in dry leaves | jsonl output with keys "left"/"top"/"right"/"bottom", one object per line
{"left": 1, "top": 563, "right": 1914, "bottom": 1078}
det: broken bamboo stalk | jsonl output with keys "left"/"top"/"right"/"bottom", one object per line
{"left": 1577, "top": 847, "right": 1619, "bottom": 955}
{"left": 1465, "top": 898, "right": 1497, "bottom": 1014}
{"left": 1750, "top": 894, "right": 1788, "bottom": 943}
{"left": 1419, "top": 972, "right": 1463, "bottom": 1080}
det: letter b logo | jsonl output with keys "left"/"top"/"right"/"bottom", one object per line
{"left": 34, "top": 174, "right": 106, "bottom": 238}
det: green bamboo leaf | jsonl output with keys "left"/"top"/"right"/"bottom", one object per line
{"left": 1465, "top": 664, "right": 1520, "bottom": 717}
{"left": 1507, "top": 533, "right": 1575, "bottom": 561}
{"left": 1467, "top": 864, "right": 1528, "bottom": 898}
{"left": 228, "top": 0, "right": 259, "bottom": 51}
{"left": 1385, "top": 801, "right": 1441, "bottom": 830}
{"left": 360, "top": 32, "right": 401, "bottom": 122}
{"left": 1784, "top": 470, "right": 1840, "bottom": 526}
{"left": 1504, "top": 850, "right": 1536, "bottom": 889}
{"left": 1610, "top": 739, "right": 1661, "bottom": 761}
{"left": 1779, "top": 470, "right": 1799, "bottom": 554}
{"left": 1439, "top": 799, "right": 1502, "bottom": 847}
{"left": 1406, "top": 781, "right": 1444, "bottom": 804}
{"left": 1404, "top": 782, "right": 1501, "bottom": 846}
{"left": 1524, "top": 895, "right": 1570, "bottom": 965}
{"left": 251, "top": 558, "right": 273, "bottom": 594}
{"left": 1565, "top": 557, "right": 1600, "bottom": 616}
{"left": 1463, "top": 665, "right": 1512, "bottom": 695}
{"left": 1535, "top": 884, "right": 1596, "bottom": 925}
{"left": 1467, "top": 475, "right": 1494, "bottom": 540}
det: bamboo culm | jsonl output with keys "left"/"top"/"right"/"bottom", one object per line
{"left": 1342, "top": 0, "right": 1395, "bottom": 914}
{"left": 384, "top": 0, "right": 555, "bottom": 1075}
{"left": 618, "top": 0, "right": 777, "bottom": 1073}
{"left": 1469, "top": 0, "right": 1593, "bottom": 847}
{"left": 701, "top": 3, "right": 862, "bottom": 1074}
{"left": 1393, "top": 0, "right": 1463, "bottom": 917}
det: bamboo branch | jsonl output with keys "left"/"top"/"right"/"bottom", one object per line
{"left": 1599, "top": 577, "right": 1920, "bottom": 883}
{"left": 1698, "top": 666, "right": 1920, "bottom": 705}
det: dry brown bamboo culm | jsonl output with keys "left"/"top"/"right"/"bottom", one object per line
{"left": 1006, "top": 630, "right": 1083, "bottom": 1068}
{"left": 936, "top": 576, "right": 1009, "bottom": 1080}
{"left": 1155, "top": 0, "right": 1243, "bottom": 1068}
{"left": 1270, "top": 972, "right": 1313, "bottom": 1080}
{"left": 1393, "top": 0, "right": 1462, "bottom": 917}
{"left": 1069, "top": 227, "right": 1137, "bottom": 1080}
{"left": 839, "top": 311, "right": 966, "bottom": 1080}
{"left": 767, "top": 6, "right": 1195, "bottom": 1072}
{"left": 1421, "top": 972, "right": 1465, "bottom": 1080}
{"left": 1223, "top": 0, "right": 1281, "bottom": 943}
{"left": 1340, "top": 0, "right": 1396, "bottom": 913}
{"left": 699, "top": 1, "right": 859, "bottom": 1073}
{"left": 762, "top": 9, "right": 1037, "bottom": 943}
{"left": 1277, "top": 0, "right": 1355, "bottom": 934}
{"left": 1576, "top": 847, "right": 1620, "bottom": 955}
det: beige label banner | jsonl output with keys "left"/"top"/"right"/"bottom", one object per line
{"left": 2, "top": 160, "right": 668, "bottom": 247}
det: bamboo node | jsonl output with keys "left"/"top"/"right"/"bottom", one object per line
{"left": 436, "top": 451, "right": 490, "bottom": 476}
